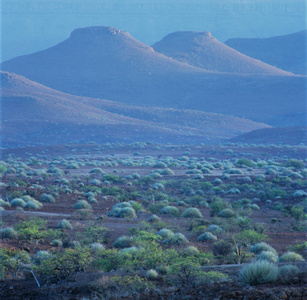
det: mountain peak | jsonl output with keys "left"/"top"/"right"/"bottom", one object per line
{"left": 70, "top": 26, "right": 129, "bottom": 40}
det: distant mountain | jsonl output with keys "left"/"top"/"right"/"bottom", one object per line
{"left": 225, "top": 30, "right": 307, "bottom": 75}
{"left": 0, "top": 71, "right": 270, "bottom": 148}
{"left": 152, "top": 31, "right": 291, "bottom": 74}
{"left": 229, "top": 127, "right": 307, "bottom": 145}
{"left": 1, "top": 26, "right": 306, "bottom": 126}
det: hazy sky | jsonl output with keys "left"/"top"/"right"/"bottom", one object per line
{"left": 1, "top": 0, "right": 306, "bottom": 62}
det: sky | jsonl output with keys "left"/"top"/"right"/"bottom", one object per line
{"left": 1, "top": 0, "right": 306, "bottom": 62}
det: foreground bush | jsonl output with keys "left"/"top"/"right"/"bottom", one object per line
{"left": 249, "top": 242, "right": 278, "bottom": 256}
{"left": 0, "top": 228, "right": 18, "bottom": 239}
{"left": 279, "top": 265, "right": 300, "bottom": 283}
{"left": 255, "top": 251, "right": 278, "bottom": 263}
{"left": 239, "top": 261, "right": 279, "bottom": 285}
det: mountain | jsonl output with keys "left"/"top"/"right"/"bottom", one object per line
{"left": 229, "top": 127, "right": 307, "bottom": 145}
{"left": 0, "top": 71, "right": 271, "bottom": 148}
{"left": 225, "top": 30, "right": 307, "bottom": 75}
{"left": 152, "top": 31, "right": 291, "bottom": 74}
{"left": 1, "top": 26, "right": 306, "bottom": 127}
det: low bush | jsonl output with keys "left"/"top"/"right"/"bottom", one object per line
{"left": 160, "top": 206, "right": 179, "bottom": 216}
{"left": 51, "top": 239, "right": 63, "bottom": 247}
{"left": 181, "top": 207, "right": 203, "bottom": 219}
{"left": 197, "top": 232, "right": 217, "bottom": 242}
{"left": 162, "top": 233, "right": 189, "bottom": 245}
{"left": 73, "top": 200, "right": 92, "bottom": 210}
{"left": 57, "top": 219, "right": 73, "bottom": 230}
{"left": 279, "top": 251, "right": 305, "bottom": 262}
{"left": 217, "top": 208, "right": 235, "bottom": 218}
{"left": 10, "top": 198, "right": 26, "bottom": 207}
{"left": 157, "top": 229, "right": 174, "bottom": 239}
{"left": 117, "top": 207, "right": 137, "bottom": 218}
{"left": 249, "top": 242, "right": 278, "bottom": 256}
{"left": 40, "top": 193, "right": 55, "bottom": 203}
{"left": 255, "top": 251, "right": 278, "bottom": 263}
{"left": 0, "top": 228, "right": 18, "bottom": 239}
{"left": 146, "top": 269, "right": 158, "bottom": 279}
{"left": 147, "top": 215, "right": 161, "bottom": 223}
{"left": 239, "top": 260, "right": 279, "bottom": 285}
{"left": 113, "top": 236, "right": 133, "bottom": 249}
{"left": 279, "top": 265, "right": 300, "bottom": 283}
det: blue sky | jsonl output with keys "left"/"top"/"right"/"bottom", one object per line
{"left": 1, "top": 0, "right": 306, "bottom": 62}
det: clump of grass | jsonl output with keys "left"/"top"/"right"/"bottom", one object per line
{"left": 40, "top": 193, "right": 55, "bottom": 203}
{"left": 279, "top": 265, "right": 300, "bottom": 283}
{"left": 57, "top": 219, "right": 73, "bottom": 230}
{"left": 249, "top": 242, "right": 278, "bottom": 256}
{"left": 157, "top": 229, "right": 174, "bottom": 239}
{"left": 255, "top": 251, "right": 278, "bottom": 263}
{"left": 0, "top": 227, "right": 18, "bottom": 239}
{"left": 73, "top": 200, "right": 92, "bottom": 210}
{"left": 239, "top": 261, "right": 279, "bottom": 285}
{"left": 146, "top": 269, "right": 158, "bottom": 279}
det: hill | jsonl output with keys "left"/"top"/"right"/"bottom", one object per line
{"left": 225, "top": 30, "right": 307, "bottom": 75}
{"left": 1, "top": 26, "right": 306, "bottom": 127}
{"left": 229, "top": 127, "right": 307, "bottom": 145}
{"left": 0, "top": 71, "right": 271, "bottom": 148}
{"left": 152, "top": 31, "right": 291, "bottom": 74}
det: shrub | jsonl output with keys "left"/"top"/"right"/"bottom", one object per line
{"left": 160, "top": 206, "right": 179, "bottom": 216}
{"left": 73, "top": 200, "right": 92, "bottom": 210}
{"left": 181, "top": 207, "right": 203, "bottom": 219}
{"left": 113, "top": 202, "right": 132, "bottom": 209}
{"left": 40, "top": 193, "right": 55, "bottom": 203}
{"left": 213, "top": 241, "right": 232, "bottom": 256}
{"left": 255, "top": 251, "right": 278, "bottom": 263}
{"left": 0, "top": 200, "right": 10, "bottom": 208}
{"left": 51, "top": 239, "right": 63, "bottom": 247}
{"left": 162, "top": 233, "right": 189, "bottom": 245}
{"left": 117, "top": 207, "right": 137, "bottom": 218}
{"left": 198, "top": 271, "right": 229, "bottom": 284}
{"left": 91, "top": 242, "right": 105, "bottom": 252}
{"left": 24, "top": 200, "right": 43, "bottom": 210}
{"left": 249, "top": 242, "right": 277, "bottom": 256}
{"left": 279, "top": 265, "right": 300, "bottom": 283}
{"left": 147, "top": 215, "right": 161, "bottom": 223}
{"left": 217, "top": 208, "right": 235, "bottom": 218}
{"left": 184, "top": 246, "right": 200, "bottom": 256}
{"left": 197, "top": 232, "right": 217, "bottom": 242}
{"left": 113, "top": 236, "right": 133, "bottom": 249}
{"left": 279, "top": 252, "right": 305, "bottom": 262}
{"left": 157, "top": 229, "right": 174, "bottom": 239}
{"left": 10, "top": 198, "right": 26, "bottom": 207}
{"left": 0, "top": 228, "right": 18, "bottom": 239}
{"left": 239, "top": 261, "right": 279, "bottom": 285}
{"left": 57, "top": 219, "right": 73, "bottom": 230}
{"left": 146, "top": 269, "right": 158, "bottom": 279}
{"left": 208, "top": 225, "right": 223, "bottom": 234}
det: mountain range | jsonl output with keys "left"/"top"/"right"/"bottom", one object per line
{"left": 1, "top": 26, "right": 306, "bottom": 128}
{"left": 0, "top": 71, "right": 270, "bottom": 148}
{"left": 225, "top": 30, "right": 307, "bottom": 75}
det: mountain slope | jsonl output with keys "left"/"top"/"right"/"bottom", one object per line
{"left": 1, "top": 26, "right": 306, "bottom": 127}
{"left": 0, "top": 71, "right": 271, "bottom": 148}
{"left": 225, "top": 30, "right": 307, "bottom": 75}
{"left": 152, "top": 31, "right": 291, "bottom": 74}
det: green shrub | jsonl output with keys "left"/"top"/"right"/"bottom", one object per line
{"left": 51, "top": 239, "right": 63, "bottom": 247}
{"left": 279, "top": 265, "right": 300, "bottom": 283}
{"left": 217, "top": 208, "right": 235, "bottom": 218}
{"left": 0, "top": 228, "right": 18, "bottom": 239}
{"left": 255, "top": 251, "right": 278, "bottom": 263}
{"left": 10, "top": 198, "right": 26, "bottom": 207}
{"left": 279, "top": 251, "right": 305, "bottom": 262}
{"left": 197, "top": 232, "right": 217, "bottom": 242}
{"left": 250, "top": 242, "right": 277, "bottom": 256}
{"left": 147, "top": 215, "right": 161, "bottom": 223}
{"left": 24, "top": 200, "right": 43, "bottom": 210}
{"left": 181, "top": 207, "right": 203, "bottom": 219}
{"left": 117, "top": 207, "right": 137, "bottom": 218}
{"left": 57, "top": 219, "right": 73, "bottom": 230}
{"left": 113, "top": 236, "right": 133, "bottom": 249}
{"left": 198, "top": 271, "right": 229, "bottom": 284}
{"left": 91, "top": 242, "right": 105, "bottom": 252}
{"left": 0, "top": 200, "right": 11, "bottom": 208}
{"left": 40, "top": 193, "right": 55, "bottom": 203}
{"left": 239, "top": 261, "right": 279, "bottom": 285}
{"left": 73, "top": 200, "right": 92, "bottom": 210}
{"left": 208, "top": 225, "right": 223, "bottom": 234}
{"left": 157, "top": 229, "right": 174, "bottom": 239}
{"left": 146, "top": 269, "right": 158, "bottom": 279}
{"left": 213, "top": 241, "right": 232, "bottom": 256}
{"left": 162, "top": 233, "right": 189, "bottom": 245}
{"left": 160, "top": 206, "right": 179, "bottom": 216}
{"left": 184, "top": 246, "right": 200, "bottom": 256}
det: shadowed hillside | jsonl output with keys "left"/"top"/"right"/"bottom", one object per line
{"left": 229, "top": 127, "right": 307, "bottom": 145}
{"left": 225, "top": 30, "right": 307, "bottom": 75}
{"left": 0, "top": 71, "right": 271, "bottom": 148}
{"left": 152, "top": 31, "right": 291, "bottom": 74}
{"left": 1, "top": 26, "right": 306, "bottom": 127}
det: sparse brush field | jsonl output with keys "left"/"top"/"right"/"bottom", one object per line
{"left": 0, "top": 143, "right": 306, "bottom": 299}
